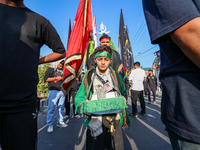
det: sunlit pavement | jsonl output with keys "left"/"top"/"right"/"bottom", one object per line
{"left": 37, "top": 91, "right": 172, "bottom": 150}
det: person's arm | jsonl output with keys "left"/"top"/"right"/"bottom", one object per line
{"left": 170, "top": 17, "right": 200, "bottom": 68}
{"left": 45, "top": 76, "right": 63, "bottom": 82}
{"left": 39, "top": 52, "right": 65, "bottom": 65}
{"left": 39, "top": 21, "right": 66, "bottom": 65}
{"left": 44, "top": 68, "right": 62, "bottom": 83}
{"left": 117, "top": 64, "right": 123, "bottom": 73}
{"left": 128, "top": 71, "right": 132, "bottom": 84}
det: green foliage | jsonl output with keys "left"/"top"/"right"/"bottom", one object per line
{"left": 37, "top": 63, "right": 50, "bottom": 98}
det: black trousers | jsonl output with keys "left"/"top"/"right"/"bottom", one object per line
{"left": 65, "top": 89, "right": 77, "bottom": 116}
{"left": 131, "top": 90, "right": 146, "bottom": 114}
{"left": 144, "top": 88, "right": 148, "bottom": 96}
{"left": 0, "top": 110, "right": 37, "bottom": 150}
{"left": 86, "top": 123, "right": 124, "bottom": 150}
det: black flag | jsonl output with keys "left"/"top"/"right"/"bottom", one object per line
{"left": 67, "top": 19, "right": 71, "bottom": 48}
{"left": 118, "top": 9, "right": 133, "bottom": 76}
{"left": 125, "top": 25, "right": 134, "bottom": 74}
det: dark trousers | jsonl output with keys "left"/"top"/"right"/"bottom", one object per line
{"left": 86, "top": 124, "right": 124, "bottom": 150}
{"left": 65, "top": 89, "right": 77, "bottom": 116}
{"left": 144, "top": 87, "right": 148, "bottom": 96}
{"left": 148, "top": 87, "right": 156, "bottom": 102}
{"left": 0, "top": 110, "right": 37, "bottom": 150}
{"left": 131, "top": 90, "right": 146, "bottom": 114}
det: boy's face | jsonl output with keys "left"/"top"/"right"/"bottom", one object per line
{"left": 94, "top": 56, "right": 112, "bottom": 73}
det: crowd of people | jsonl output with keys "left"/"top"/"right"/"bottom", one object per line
{"left": 1, "top": 0, "right": 200, "bottom": 150}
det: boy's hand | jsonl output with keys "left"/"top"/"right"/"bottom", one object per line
{"left": 123, "top": 96, "right": 127, "bottom": 104}
{"left": 115, "top": 113, "right": 120, "bottom": 120}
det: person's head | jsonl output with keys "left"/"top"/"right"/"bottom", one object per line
{"left": 57, "top": 60, "right": 64, "bottom": 70}
{"left": 11, "top": 0, "right": 23, "bottom": 2}
{"left": 94, "top": 45, "right": 112, "bottom": 74}
{"left": 148, "top": 69, "right": 153, "bottom": 76}
{"left": 81, "top": 72, "right": 85, "bottom": 78}
{"left": 99, "top": 33, "right": 111, "bottom": 46}
{"left": 3, "top": 0, "right": 26, "bottom": 8}
{"left": 134, "top": 62, "right": 140, "bottom": 69}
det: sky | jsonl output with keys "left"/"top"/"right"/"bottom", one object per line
{"left": 24, "top": 0, "right": 159, "bottom": 68}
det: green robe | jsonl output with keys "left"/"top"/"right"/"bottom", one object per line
{"left": 75, "top": 66, "right": 130, "bottom": 129}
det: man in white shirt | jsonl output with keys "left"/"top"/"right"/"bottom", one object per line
{"left": 129, "top": 62, "right": 146, "bottom": 118}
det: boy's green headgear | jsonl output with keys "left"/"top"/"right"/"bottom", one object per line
{"left": 95, "top": 52, "right": 112, "bottom": 59}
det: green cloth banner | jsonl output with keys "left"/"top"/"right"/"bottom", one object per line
{"left": 80, "top": 96, "right": 127, "bottom": 114}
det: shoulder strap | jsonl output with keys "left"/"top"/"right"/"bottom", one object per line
{"left": 85, "top": 72, "right": 96, "bottom": 100}
{"left": 115, "top": 72, "right": 122, "bottom": 92}
{"left": 87, "top": 68, "right": 96, "bottom": 93}
{"left": 95, "top": 73, "right": 107, "bottom": 85}
{"left": 110, "top": 74, "right": 121, "bottom": 96}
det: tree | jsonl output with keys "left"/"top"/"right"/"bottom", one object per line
{"left": 37, "top": 63, "right": 50, "bottom": 98}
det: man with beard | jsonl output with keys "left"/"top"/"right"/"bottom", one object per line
{"left": 44, "top": 60, "right": 68, "bottom": 133}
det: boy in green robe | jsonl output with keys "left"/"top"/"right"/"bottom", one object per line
{"left": 75, "top": 45, "right": 130, "bottom": 150}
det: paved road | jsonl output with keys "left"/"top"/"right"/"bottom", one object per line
{"left": 37, "top": 92, "right": 172, "bottom": 150}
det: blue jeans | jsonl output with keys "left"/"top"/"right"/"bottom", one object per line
{"left": 167, "top": 130, "right": 200, "bottom": 150}
{"left": 47, "top": 90, "right": 65, "bottom": 125}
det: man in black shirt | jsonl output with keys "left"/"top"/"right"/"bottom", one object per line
{"left": 44, "top": 60, "right": 68, "bottom": 133}
{"left": 143, "top": 0, "right": 200, "bottom": 149}
{"left": 0, "top": 0, "right": 66, "bottom": 149}
{"left": 147, "top": 70, "right": 157, "bottom": 104}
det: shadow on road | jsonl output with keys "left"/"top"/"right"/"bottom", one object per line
{"left": 37, "top": 93, "right": 172, "bottom": 150}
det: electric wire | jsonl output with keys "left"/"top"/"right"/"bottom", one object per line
{"left": 132, "top": 27, "right": 148, "bottom": 49}
{"left": 130, "top": 20, "right": 145, "bottom": 47}
{"left": 134, "top": 45, "right": 158, "bottom": 58}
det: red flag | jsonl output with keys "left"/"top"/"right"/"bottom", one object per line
{"left": 62, "top": 0, "right": 93, "bottom": 94}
